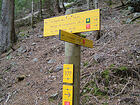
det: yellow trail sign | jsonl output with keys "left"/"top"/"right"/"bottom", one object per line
{"left": 63, "top": 64, "right": 73, "bottom": 84}
{"left": 59, "top": 30, "right": 93, "bottom": 48}
{"left": 44, "top": 9, "right": 100, "bottom": 36}
{"left": 63, "top": 85, "right": 73, "bottom": 105}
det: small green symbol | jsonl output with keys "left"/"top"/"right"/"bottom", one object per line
{"left": 86, "top": 18, "right": 90, "bottom": 23}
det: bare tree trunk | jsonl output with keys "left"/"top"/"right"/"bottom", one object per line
{"left": 31, "top": 0, "right": 34, "bottom": 28}
{"left": 39, "top": 0, "right": 42, "bottom": 19}
{"left": 95, "top": 0, "right": 99, "bottom": 9}
{"left": 54, "top": 0, "right": 62, "bottom": 13}
{"left": 87, "top": 0, "right": 90, "bottom": 10}
{"left": 94, "top": 0, "right": 100, "bottom": 40}
{"left": 44, "top": 0, "right": 54, "bottom": 16}
{"left": 120, "top": 0, "right": 125, "bottom": 6}
{"left": 0, "top": 0, "right": 16, "bottom": 53}
{"left": 62, "top": 0, "right": 66, "bottom": 12}
{"left": 11, "top": 0, "right": 16, "bottom": 43}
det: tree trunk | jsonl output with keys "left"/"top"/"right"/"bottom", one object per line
{"left": 54, "top": 0, "right": 62, "bottom": 13}
{"left": 39, "top": 0, "right": 42, "bottom": 19}
{"left": 0, "top": 0, "right": 16, "bottom": 54}
{"left": 62, "top": 0, "right": 66, "bottom": 12}
{"left": 95, "top": 0, "right": 99, "bottom": 9}
{"left": 57, "top": 0, "right": 61, "bottom": 13}
{"left": 31, "top": 0, "right": 34, "bottom": 28}
{"left": 120, "top": 0, "right": 125, "bottom": 6}
{"left": 43, "top": 0, "right": 54, "bottom": 16}
{"left": 94, "top": 0, "right": 100, "bottom": 40}
{"left": 87, "top": 0, "right": 90, "bottom": 10}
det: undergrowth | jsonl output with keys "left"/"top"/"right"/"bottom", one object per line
{"left": 80, "top": 65, "right": 140, "bottom": 105}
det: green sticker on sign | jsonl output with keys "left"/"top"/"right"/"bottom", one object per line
{"left": 86, "top": 18, "right": 90, "bottom": 23}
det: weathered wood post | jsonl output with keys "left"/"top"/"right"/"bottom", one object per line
{"left": 64, "top": 9, "right": 81, "bottom": 105}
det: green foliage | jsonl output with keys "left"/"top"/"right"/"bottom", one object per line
{"left": 65, "top": 3, "right": 74, "bottom": 9}
{"left": 109, "top": 64, "right": 115, "bottom": 68}
{"left": 81, "top": 81, "right": 107, "bottom": 97}
{"left": 80, "top": 34, "right": 87, "bottom": 38}
{"left": 83, "top": 61, "right": 88, "bottom": 67}
{"left": 112, "top": 66, "right": 129, "bottom": 78}
{"left": 48, "top": 98, "right": 54, "bottom": 102}
{"left": 119, "top": 66, "right": 128, "bottom": 71}
{"left": 101, "top": 69, "right": 110, "bottom": 86}
{"left": 67, "top": 0, "right": 77, "bottom": 3}
{"left": 105, "top": 0, "right": 113, "bottom": 6}
{"left": 102, "top": 69, "right": 109, "bottom": 79}
{"left": 15, "top": 0, "right": 42, "bottom": 19}
{"left": 15, "top": 0, "right": 29, "bottom": 17}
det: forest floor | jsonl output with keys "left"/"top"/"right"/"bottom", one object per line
{"left": 0, "top": 1, "right": 140, "bottom": 105}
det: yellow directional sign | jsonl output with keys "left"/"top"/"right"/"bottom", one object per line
{"left": 63, "top": 64, "right": 73, "bottom": 84}
{"left": 59, "top": 30, "right": 93, "bottom": 48}
{"left": 44, "top": 9, "right": 100, "bottom": 36}
{"left": 63, "top": 85, "right": 73, "bottom": 105}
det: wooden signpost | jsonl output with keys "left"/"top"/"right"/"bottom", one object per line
{"left": 44, "top": 9, "right": 100, "bottom": 36}
{"left": 43, "top": 8, "right": 100, "bottom": 105}
{"left": 59, "top": 30, "right": 93, "bottom": 48}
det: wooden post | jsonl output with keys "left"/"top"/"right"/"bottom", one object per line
{"left": 65, "top": 9, "right": 81, "bottom": 105}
